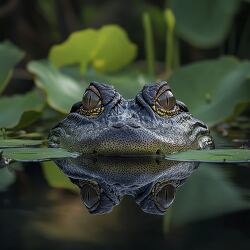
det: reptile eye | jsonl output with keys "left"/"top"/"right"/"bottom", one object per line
{"left": 157, "top": 90, "right": 176, "bottom": 111}
{"left": 79, "top": 86, "right": 104, "bottom": 117}
{"left": 81, "top": 183, "right": 100, "bottom": 210}
{"left": 154, "top": 183, "right": 175, "bottom": 211}
{"left": 153, "top": 85, "right": 180, "bottom": 116}
{"left": 82, "top": 90, "right": 100, "bottom": 110}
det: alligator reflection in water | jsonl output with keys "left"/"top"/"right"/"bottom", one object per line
{"left": 53, "top": 156, "right": 199, "bottom": 215}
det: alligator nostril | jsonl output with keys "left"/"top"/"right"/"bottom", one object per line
{"left": 195, "top": 121, "right": 208, "bottom": 130}
{"left": 128, "top": 122, "right": 141, "bottom": 128}
{"left": 112, "top": 122, "right": 125, "bottom": 128}
{"left": 112, "top": 122, "right": 140, "bottom": 128}
{"left": 156, "top": 149, "right": 161, "bottom": 155}
{"left": 198, "top": 136, "right": 215, "bottom": 149}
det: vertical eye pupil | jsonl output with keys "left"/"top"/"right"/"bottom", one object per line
{"left": 81, "top": 183, "right": 100, "bottom": 209}
{"left": 82, "top": 90, "right": 101, "bottom": 110}
{"left": 155, "top": 184, "right": 175, "bottom": 210}
{"left": 157, "top": 90, "right": 176, "bottom": 110}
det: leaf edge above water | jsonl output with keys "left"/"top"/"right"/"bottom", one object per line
{"left": 165, "top": 149, "right": 250, "bottom": 163}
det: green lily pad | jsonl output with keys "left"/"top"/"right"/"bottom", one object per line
{"left": 1, "top": 148, "right": 79, "bottom": 162}
{"left": 49, "top": 29, "right": 98, "bottom": 73}
{"left": 0, "top": 41, "right": 25, "bottom": 93}
{"left": 49, "top": 25, "right": 137, "bottom": 73}
{"left": 42, "top": 161, "right": 79, "bottom": 192}
{"left": 92, "top": 25, "right": 137, "bottom": 72}
{"left": 0, "top": 139, "right": 43, "bottom": 148}
{"left": 169, "top": 56, "right": 250, "bottom": 126}
{"left": 165, "top": 166, "right": 249, "bottom": 228}
{"left": 166, "top": 149, "right": 250, "bottom": 163}
{"left": 0, "top": 90, "right": 45, "bottom": 129}
{"left": 28, "top": 60, "right": 84, "bottom": 113}
{"left": 169, "top": 0, "right": 239, "bottom": 47}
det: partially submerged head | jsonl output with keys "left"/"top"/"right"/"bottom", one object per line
{"left": 49, "top": 81, "right": 214, "bottom": 155}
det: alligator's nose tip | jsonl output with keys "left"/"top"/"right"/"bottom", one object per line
{"left": 112, "top": 122, "right": 141, "bottom": 129}
{"left": 112, "top": 122, "right": 125, "bottom": 128}
{"left": 128, "top": 122, "right": 141, "bottom": 128}
{"left": 198, "top": 135, "right": 215, "bottom": 149}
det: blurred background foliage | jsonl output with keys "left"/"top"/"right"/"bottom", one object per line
{"left": 0, "top": 0, "right": 250, "bottom": 131}
{"left": 0, "top": 0, "right": 250, "bottom": 235}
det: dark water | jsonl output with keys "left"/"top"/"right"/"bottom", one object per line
{"left": 0, "top": 126, "right": 250, "bottom": 250}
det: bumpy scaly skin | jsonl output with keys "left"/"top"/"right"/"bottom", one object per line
{"left": 49, "top": 81, "right": 214, "bottom": 155}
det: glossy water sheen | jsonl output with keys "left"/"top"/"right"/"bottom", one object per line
{"left": 0, "top": 127, "right": 250, "bottom": 250}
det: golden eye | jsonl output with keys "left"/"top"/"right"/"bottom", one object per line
{"left": 152, "top": 85, "right": 180, "bottom": 116}
{"left": 78, "top": 86, "right": 104, "bottom": 117}
{"left": 157, "top": 90, "right": 176, "bottom": 111}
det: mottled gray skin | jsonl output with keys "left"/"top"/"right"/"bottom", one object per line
{"left": 54, "top": 156, "right": 198, "bottom": 215}
{"left": 49, "top": 81, "right": 214, "bottom": 155}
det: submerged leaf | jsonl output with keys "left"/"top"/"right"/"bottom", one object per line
{"left": 0, "top": 167, "right": 16, "bottom": 191}
{"left": 170, "top": 57, "right": 250, "bottom": 126}
{"left": 0, "top": 41, "right": 25, "bottom": 93}
{"left": 49, "top": 25, "right": 137, "bottom": 73}
{"left": 166, "top": 149, "right": 250, "bottom": 163}
{"left": 0, "top": 139, "right": 43, "bottom": 148}
{"left": 0, "top": 90, "right": 45, "bottom": 129}
{"left": 165, "top": 166, "right": 249, "bottom": 228}
{"left": 42, "top": 161, "right": 79, "bottom": 192}
{"left": 169, "top": 0, "right": 239, "bottom": 47}
{"left": 1, "top": 148, "right": 78, "bottom": 162}
{"left": 28, "top": 60, "right": 84, "bottom": 113}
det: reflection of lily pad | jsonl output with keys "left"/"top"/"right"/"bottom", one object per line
{"left": 0, "top": 90, "right": 45, "bottom": 129}
{"left": 42, "top": 161, "right": 78, "bottom": 192}
{"left": 1, "top": 148, "right": 78, "bottom": 162}
{"left": 169, "top": 0, "right": 239, "bottom": 47}
{"left": 0, "top": 139, "right": 43, "bottom": 148}
{"left": 28, "top": 60, "right": 84, "bottom": 113}
{"left": 0, "top": 41, "right": 25, "bottom": 93}
{"left": 170, "top": 57, "right": 250, "bottom": 125}
{"left": 49, "top": 25, "right": 137, "bottom": 73}
{"left": 165, "top": 166, "right": 249, "bottom": 228}
{"left": 166, "top": 149, "right": 250, "bottom": 163}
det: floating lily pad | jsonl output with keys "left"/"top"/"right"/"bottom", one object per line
{"left": 1, "top": 148, "right": 79, "bottom": 162}
{"left": 49, "top": 25, "right": 137, "bottom": 73}
{"left": 169, "top": 0, "right": 239, "bottom": 47}
{"left": 0, "top": 41, "right": 25, "bottom": 93}
{"left": 166, "top": 149, "right": 250, "bottom": 163}
{"left": 28, "top": 60, "right": 84, "bottom": 113}
{"left": 0, "top": 139, "right": 43, "bottom": 148}
{"left": 170, "top": 57, "right": 250, "bottom": 126}
{"left": 0, "top": 90, "right": 45, "bottom": 129}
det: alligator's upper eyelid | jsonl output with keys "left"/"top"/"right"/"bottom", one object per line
{"left": 176, "top": 101, "right": 189, "bottom": 112}
{"left": 70, "top": 101, "right": 82, "bottom": 113}
{"left": 86, "top": 86, "right": 102, "bottom": 98}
